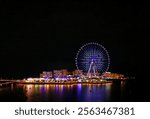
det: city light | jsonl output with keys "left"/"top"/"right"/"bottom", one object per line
{"left": 24, "top": 69, "right": 127, "bottom": 84}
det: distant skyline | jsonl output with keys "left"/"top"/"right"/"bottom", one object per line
{"left": 0, "top": 1, "right": 148, "bottom": 78}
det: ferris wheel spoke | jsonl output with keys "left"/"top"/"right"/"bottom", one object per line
{"left": 76, "top": 43, "right": 110, "bottom": 75}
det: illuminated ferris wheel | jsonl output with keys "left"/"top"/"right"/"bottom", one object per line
{"left": 75, "top": 43, "right": 110, "bottom": 78}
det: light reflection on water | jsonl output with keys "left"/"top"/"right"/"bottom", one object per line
{"left": 21, "top": 83, "right": 112, "bottom": 102}
{"left": 1, "top": 81, "right": 136, "bottom": 102}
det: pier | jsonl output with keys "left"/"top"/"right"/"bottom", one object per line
{"left": 0, "top": 81, "right": 16, "bottom": 87}
{"left": 0, "top": 78, "right": 130, "bottom": 86}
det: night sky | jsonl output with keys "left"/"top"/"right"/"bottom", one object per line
{"left": 0, "top": 1, "right": 149, "bottom": 79}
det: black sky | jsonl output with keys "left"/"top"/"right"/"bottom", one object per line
{"left": 0, "top": 1, "right": 149, "bottom": 79}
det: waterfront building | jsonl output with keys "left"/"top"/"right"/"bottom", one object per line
{"left": 40, "top": 71, "right": 53, "bottom": 79}
{"left": 53, "top": 69, "right": 69, "bottom": 79}
{"left": 102, "top": 72, "right": 125, "bottom": 79}
{"left": 72, "top": 70, "right": 83, "bottom": 77}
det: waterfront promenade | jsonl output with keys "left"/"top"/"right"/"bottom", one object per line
{"left": 0, "top": 78, "right": 129, "bottom": 87}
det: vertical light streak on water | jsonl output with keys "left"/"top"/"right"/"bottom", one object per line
{"left": 35, "top": 85, "right": 39, "bottom": 93}
{"left": 77, "top": 84, "right": 82, "bottom": 96}
{"left": 25, "top": 84, "right": 34, "bottom": 101}
{"left": 55, "top": 85, "right": 58, "bottom": 92}
{"left": 41, "top": 85, "right": 45, "bottom": 94}
{"left": 105, "top": 83, "right": 112, "bottom": 101}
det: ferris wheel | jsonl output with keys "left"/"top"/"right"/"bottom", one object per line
{"left": 75, "top": 43, "right": 110, "bottom": 78}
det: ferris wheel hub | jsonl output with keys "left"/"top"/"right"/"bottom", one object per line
{"left": 76, "top": 42, "right": 110, "bottom": 78}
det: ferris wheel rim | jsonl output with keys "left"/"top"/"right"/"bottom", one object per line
{"left": 75, "top": 42, "right": 110, "bottom": 74}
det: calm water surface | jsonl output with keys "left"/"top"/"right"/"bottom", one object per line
{"left": 0, "top": 81, "right": 136, "bottom": 102}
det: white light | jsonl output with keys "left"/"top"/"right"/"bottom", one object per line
{"left": 27, "top": 78, "right": 34, "bottom": 81}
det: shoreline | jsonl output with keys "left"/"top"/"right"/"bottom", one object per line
{"left": 16, "top": 81, "right": 112, "bottom": 85}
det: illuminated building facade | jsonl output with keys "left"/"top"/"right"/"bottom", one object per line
{"left": 53, "top": 69, "right": 69, "bottom": 79}
{"left": 27, "top": 70, "right": 127, "bottom": 82}
{"left": 40, "top": 71, "right": 53, "bottom": 79}
{"left": 61, "top": 69, "right": 69, "bottom": 78}
{"left": 102, "top": 72, "right": 125, "bottom": 79}
{"left": 72, "top": 70, "right": 83, "bottom": 77}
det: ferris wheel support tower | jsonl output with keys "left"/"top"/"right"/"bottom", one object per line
{"left": 87, "top": 59, "right": 99, "bottom": 78}
{"left": 76, "top": 42, "right": 110, "bottom": 79}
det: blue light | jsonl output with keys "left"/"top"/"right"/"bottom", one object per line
{"left": 76, "top": 43, "right": 110, "bottom": 74}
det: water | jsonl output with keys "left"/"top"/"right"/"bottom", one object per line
{"left": 0, "top": 81, "right": 136, "bottom": 102}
